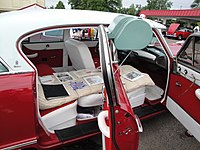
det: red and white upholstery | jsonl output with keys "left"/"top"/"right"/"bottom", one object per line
{"left": 36, "top": 64, "right": 78, "bottom": 133}
{"left": 36, "top": 62, "right": 155, "bottom": 132}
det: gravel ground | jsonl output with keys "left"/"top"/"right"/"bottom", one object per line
{"left": 139, "top": 112, "right": 200, "bottom": 150}
{"left": 61, "top": 112, "right": 200, "bottom": 150}
{"left": 139, "top": 37, "right": 200, "bottom": 149}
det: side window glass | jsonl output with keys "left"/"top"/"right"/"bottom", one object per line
{"left": 43, "top": 30, "right": 64, "bottom": 38}
{"left": 178, "top": 37, "right": 200, "bottom": 71}
{"left": 27, "top": 29, "right": 64, "bottom": 43}
{"left": 178, "top": 38, "right": 193, "bottom": 65}
{"left": 0, "top": 62, "right": 8, "bottom": 73}
{"left": 194, "top": 37, "right": 200, "bottom": 69}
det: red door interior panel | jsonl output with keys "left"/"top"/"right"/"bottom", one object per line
{"left": 88, "top": 47, "right": 100, "bottom": 68}
{"left": 168, "top": 74, "right": 200, "bottom": 124}
{"left": 22, "top": 45, "right": 63, "bottom": 67}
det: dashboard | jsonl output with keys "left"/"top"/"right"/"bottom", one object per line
{"left": 118, "top": 46, "right": 167, "bottom": 69}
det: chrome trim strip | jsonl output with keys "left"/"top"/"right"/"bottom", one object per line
{"left": 0, "top": 70, "right": 34, "bottom": 76}
{"left": 153, "top": 29, "right": 171, "bottom": 103}
{"left": 3, "top": 139, "right": 37, "bottom": 150}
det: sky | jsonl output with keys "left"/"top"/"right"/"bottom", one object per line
{"left": 45, "top": 0, "right": 193, "bottom": 10}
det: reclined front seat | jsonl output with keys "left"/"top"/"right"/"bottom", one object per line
{"left": 65, "top": 39, "right": 95, "bottom": 70}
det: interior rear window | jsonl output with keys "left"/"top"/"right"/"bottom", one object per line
{"left": 24, "top": 29, "right": 64, "bottom": 43}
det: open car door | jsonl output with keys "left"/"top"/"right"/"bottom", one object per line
{"left": 167, "top": 34, "right": 200, "bottom": 142}
{"left": 97, "top": 16, "right": 153, "bottom": 150}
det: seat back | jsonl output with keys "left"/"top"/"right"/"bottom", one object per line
{"left": 65, "top": 39, "right": 95, "bottom": 70}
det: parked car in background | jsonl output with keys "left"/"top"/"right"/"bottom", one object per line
{"left": 175, "top": 28, "right": 194, "bottom": 40}
{"left": 161, "top": 24, "right": 169, "bottom": 36}
{"left": 166, "top": 23, "right": 193, "bottom": 40}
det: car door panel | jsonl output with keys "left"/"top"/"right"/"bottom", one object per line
{"left": 0, "top": 73, "right": 37, "bottom": 149}
{"left": 168, "top": 69, "right": 200, "bottom": 124}
{"left": 166, "top": 96, "right": 200, "bottom": 142}
{"left": 88, "top": 47, "right": 100, "bottom": 68}
{"left": 167, "top": 35, "right": 200, "bottom": 142}
{"left": 167, "top": 64, "right": 200, "bottom": 142}
{"left": 22, "top": 43, "right": 63, "bottom": 67}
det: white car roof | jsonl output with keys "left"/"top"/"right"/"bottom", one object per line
{"left": 0, "top": 6, "right": 165, "bottom": 73}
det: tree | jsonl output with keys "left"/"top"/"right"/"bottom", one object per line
{"left": 119, "top": 7, "right": 135, "bottom": 15}
{"left": 55, "top": 1, "right": 65, "bottom": 9}
{"left": 68, "top": 0, "right": 122, "bottom": 12}
{"left": 119, "top": 4, "right": 137, "bottom": 15}
{"left": 191, "top": 0, "right": 200, "bottom": 8}
{"left": 143, "top": 0, "right": 172, "bottom": 10}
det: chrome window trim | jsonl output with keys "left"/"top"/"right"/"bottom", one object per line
{"left": 0, "top": 57, "right": 10, "bottom": 74}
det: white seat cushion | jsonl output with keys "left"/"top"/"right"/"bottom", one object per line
{"left": 42, "top": 100, "right": 77, "bottom": 133}
{"left": 127, "top": 87, "right": 146, "bottom": 108}
{"left": 38, "top": 65, "right": 155, "bottom": 109}
{"left": 38, "top": 80, "right": 78, "bottom": 110}
{"left": 78, "top": 94, "right": 103, "bottom": 107}
{"left": 120, "top": 65, "right": 155, "bottom": 92}
{"left": 65, "top": 39, "right": 95, "bottom": 70}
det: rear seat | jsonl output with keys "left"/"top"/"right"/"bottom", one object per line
{"left": 37, "top": 64, "right": 155, "bottom": 110}
{"left": 36, "top": 64, "right": 78, "bottom": 133}
{"left": 36, "top": 64, "right": 155, "bottom": 132}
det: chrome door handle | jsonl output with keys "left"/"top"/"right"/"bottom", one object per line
{"left": 176, "top": 81, "right": 181, "bottom": 87}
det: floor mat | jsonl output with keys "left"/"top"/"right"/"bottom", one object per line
{"left": 55, "top": 121, "right": 99, "bottom": 141}
{"left": 145, "top": 85, "right": 164, "bottom": 101}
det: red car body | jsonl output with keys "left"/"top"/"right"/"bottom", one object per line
{"left": 166, "top": 23, "right": 193, "bottom": 40}
{"left": 0, "top": 6, "right": 199, "bottom": 150}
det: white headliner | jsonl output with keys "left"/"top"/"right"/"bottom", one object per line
{"left": 0, "top": 6, "right": 166, "bottom": 72}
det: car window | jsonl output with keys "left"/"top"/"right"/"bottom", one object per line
{"left": 25, "top": 29, "right": 64, "bottom": 43}
{"left": 194, "top": 38, "right": 200, "bottom": 69}
{"left": 179, "top": 38, "right": 193, "bottom": 65}
{"left": 71, "top": 27, "right": 98, "bottom": 41}
{"left": 0, "top": 62, "right": 8, "bottom": 73}
{"left": 44, "top": 30, "right": 64, "bottom": 37}
{"left": 178, "top": 36, "right": 200, "bottom": 70}
{"left": 148, "top": 33, "right": 164, "bottom": 52}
